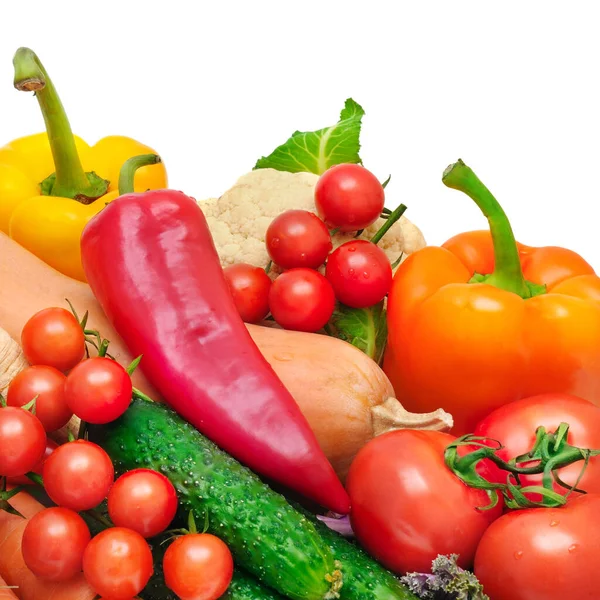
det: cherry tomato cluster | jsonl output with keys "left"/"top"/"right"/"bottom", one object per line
{"left": 224, "top": 164, "right": 400, "bottom": 332}
{"left": 0, "top": 306, "right": 234, "bottom": 600}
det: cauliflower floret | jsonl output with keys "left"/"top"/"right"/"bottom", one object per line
{"left": 200, "top": 168, "right": 426, "bottom": 272}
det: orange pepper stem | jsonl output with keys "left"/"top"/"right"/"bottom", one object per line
{"left": 12, "top": 47, "right": 109, "bottom": 203}
{"left": 442, "top": 159, "right": 545, "bottom": 299}
{"left": 118, "top": 154, "right": 162, "bottom": 195}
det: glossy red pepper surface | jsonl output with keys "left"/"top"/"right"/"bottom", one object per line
{"left": 81, "top": 190, "right": 350, "bottom": 514}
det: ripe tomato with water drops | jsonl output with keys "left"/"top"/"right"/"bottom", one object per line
{"left": 21, "top": 307, "right": 85, "bottom": 372}
{"left": 314, "top": 164, "right": 385, "bottom": 232}
{"left": 266, "top": 210, "right": 332, "bottom": 269}
{"left": 108, "top": 468, "right": 178, "bottom": 538}
{"left": 42, "top": 439, "right": 114, "bottom": 511}
{"left": 0, "top": 406, "right": 46, "bottom": 477}
{"left": 346, "top": 429, "right": 502, "bottom": 575}
{"left": 83, "top": 527, "right": 153, "bottom": 599}
{"left": 474, "top": 494, "right": 600, "bottom": 600}
{"left": 223, "top": 263, "right": 271, "bottom": 323}
{"left": 7, "top": 365, "right": 72, "bottom": 432}
{"left": 474, "top": 393, "right": 600, "bottom": 500}
{"left": 22, "top": 507, "right": 91, "bottom": 582}
{"left": 163, "top": 533, "right": 234, "bottom": 600}
{"left": 269, "top": 268, "right": 335, "bottom": 332}
{"left": 326, "top": 240, "right": 392, "bottom": 308}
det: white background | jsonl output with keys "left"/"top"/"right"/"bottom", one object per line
{"left": 1, "top": 1, "right": 599, "bottom": 268}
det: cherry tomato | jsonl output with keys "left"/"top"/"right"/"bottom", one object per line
{"left": 65, "top": 357, "right": 132, "bottom": 424}
{"left": 223, "top": 263, "right": 271, "bottom": 323}
{"left": 474, "top": 393, "right": 600, "bottom": 502}
{"left": 83, "top": 527, "right": 153, "bottom": 599}
{"left": 325, "top": 240, "right": 392, "bottom": 308}
{"left": 314, "top": 164, "right": 385, "bottom": 232}
{"left": 0, "top": 406, "right": 46, "bottom": 477}
{"left": 22, "top": 507, "right": 91, "bottom": 581}
{"left": 7, "top": 365, "right": 71, "bottom": 432}
{"left": 475, "top": 494, "right": 600, "bottom": 600}
{"left": 163, "top": 533, "right": 233, "bottom": 600}
{"left": 266, "top": 210, "right": 332, "bottom": 269}
{"left": 108, "top": 469, "right": 178, "bottom": 538}
{"left": 42, "top": 440, "right": 114, "bottom": 511}
{"left": 7, "top": 438, "right": 58, "bottom": 486}
{"left": 269, "top": 268, "right": 335, "bottom": 332}
{"left": 346, "top": 430, "right": 502, "bottom": 575}
{"left": 21, "top": 307, "right": 85, "bottom": 373}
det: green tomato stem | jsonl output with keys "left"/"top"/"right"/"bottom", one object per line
{"left": 445, "top": 423, "right": 600, "bottom": 509}
{"left": 13, "top": 47, "right": 109, "bottom": 202}
{"left": 370, "top": 203, "right": 407, "bottom": 245}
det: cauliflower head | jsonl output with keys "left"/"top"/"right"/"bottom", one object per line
{"left": 200, "top": 168, "right": 426, "bottom": 272}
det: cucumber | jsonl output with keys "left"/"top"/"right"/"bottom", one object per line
{"left": 222, "top": 569, "right": 286, "bottom": 600}
{"left": 88, "top": 398, "right": 341, "bottom": 600}
{"left": 305, "top": 512, "right": 418, "bottom": 600}
{"left": 82, "top": 507, "right": 282, "bottom": 600}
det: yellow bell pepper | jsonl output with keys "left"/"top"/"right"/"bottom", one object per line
{"left": 0, "top": 48, "right": 167, "bottom": 281}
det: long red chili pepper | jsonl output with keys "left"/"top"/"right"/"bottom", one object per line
{"left": 80, "top": 187, "right": 350, "bottom": 514}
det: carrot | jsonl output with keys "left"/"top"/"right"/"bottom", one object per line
{"left": 0, "top": 575, "right": 18, "bottom": 599}
{"left": 0, "top": 492, "right": 96, "bottom": 600}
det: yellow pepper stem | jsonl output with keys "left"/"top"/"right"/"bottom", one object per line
{"left": 13, "top": 47, "right": 109, "bottom": 203}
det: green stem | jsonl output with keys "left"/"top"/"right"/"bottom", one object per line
{"left": 370, "top": 203, "right": 407, "bottom": 245}
{"left": 118, "top": 154, "right": 162, "bottom": 195}
{"left": 12, "top": 47, "right": 108, "bottom": 202}
{"left": 25, "top": 472, "right": 44, "bottom": 487}
{"left": 445, "top": 424, "right": 600, "bottom": 509}
{"left": 442, "top": 159, "right": 544, "bottom": 299}
{"left": 132, "top": 387, "right": 155, "bottom": 403}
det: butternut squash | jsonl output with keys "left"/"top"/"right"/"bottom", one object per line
{"left": 0, "top": 232, "right": 451, "bottom": 480}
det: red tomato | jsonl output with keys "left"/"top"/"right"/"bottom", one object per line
{"left": 163, "top": 533, "right": 234, "bottom": 600}
{"left": 475, "top": 494, "right": 600, "bottom": 600}
{"left": 346, "top": 430, "right": 502, "bottom": 575}
{"left": 325, "top": 240, "right": 392, "bottom": 308}
{"left": 83, "top": 527, "right": 153, "bottom": 599}
{"left": 314, "top": 164, "right": 385, "bottom": 232}
{"left": 474, "top": 394, "right": 600, "bottom": 500}
{"left": 22, "top": 507, "right": 91, "bottom": 581}
{"left": 42, "top": 440, "right": 114, "bottom": 511}
{"left": 7, "top": 365, "right": 71, "bottom": 432}
{"left": 65, "top": 357, "right": 132, "bottom": 424}
{"left": 108, "top": 469, "right": 178, "bottom": 538}
{"left": 223, "top": 263, "right": 272, "bottom": 323}
{"left": 0, "top": 406, "right": 46, "bottom": 477}
{"left": 7, "top": 437, "right": 58, "bottom": 486}
{"left": 266, "top": 210, "right": 332, "bottom": 269}
{"left": 269, "top": 268, "right": 335, "bottom": 332}
{"left": 21, "top": 307, "right": 85, "bottom": 373}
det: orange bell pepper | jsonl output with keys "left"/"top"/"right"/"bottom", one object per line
{"left": 384, "top": 159, "right": 600, "bottom": 435}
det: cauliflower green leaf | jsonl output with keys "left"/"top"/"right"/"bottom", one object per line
{"left": 254, "top": 98, "right": 364, "bottom": 174}
{"left": 325, "top": 301, "right": 387, "bottom": 364}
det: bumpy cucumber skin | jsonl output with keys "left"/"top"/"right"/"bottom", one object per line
{"left": 222, "top": 569, "right": 286, "bottom": 600}
{"left": 88, "top": 399, "right": 340, "bottom": 600}
{"left": 297, "top": 509, "right": 418, "bottom": 600}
